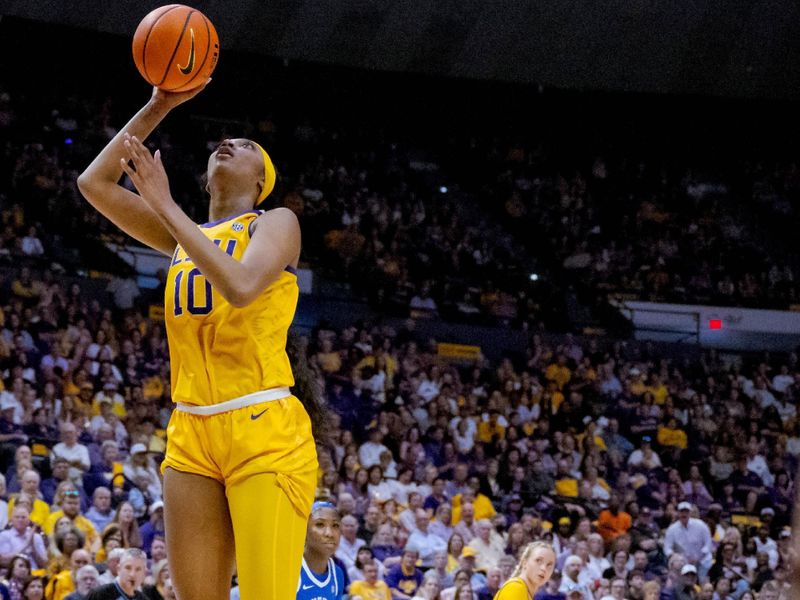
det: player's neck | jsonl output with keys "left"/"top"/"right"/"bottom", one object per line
{"left": 208, "top": 195, "right": 254, "bottom": 222}
{"left": 304, "top": 549, "right": 329, "bottom": 575}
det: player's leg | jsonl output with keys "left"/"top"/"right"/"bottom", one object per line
{"left": 164, "top": 468, "right": 235, "bottom": 600}
{"left": 226, "top": 472, "right": 308, "bottom": 600}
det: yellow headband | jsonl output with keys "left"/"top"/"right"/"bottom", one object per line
{"left": 255, "top": 143, "right": 277, "bottom": 205}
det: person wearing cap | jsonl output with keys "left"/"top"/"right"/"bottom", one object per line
{"left": 80, "top": 85, "right": 321, "bottom": 600}
{"left": 139, "top": 500, "right": 166, "bottom": 556}
{"left": 626, "top": 436, "right": 662, "bottom": 471}
{"left": 753, "top": 523, "right": 779, "bottom": 569}
{"left": 674, "top": 565, "right": 698, "bottom": 600}
{"left": 92, "top": 382, "right": 126, "bottom": 420}
{"left": 0, "top": 393, "right": 27, "bottom": 470}
{"left": 122, "top": 444, "right": 162, "bottom": 516}
{"left": 385, "top": 545, "right": 423, "bottom": 599}
{"left": 560, "top": 556, "right": 594, "bottom": 600}
{"left": 663, "top": 503, "right": 712, "bottom": 580}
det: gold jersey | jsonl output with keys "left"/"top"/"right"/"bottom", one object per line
{"left": 164, "top": 210, "right": 297, "bottom": 407}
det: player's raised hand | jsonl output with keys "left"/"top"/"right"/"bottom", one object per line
{"left": 119, "top": 133, "right": 174, "bottom": 213}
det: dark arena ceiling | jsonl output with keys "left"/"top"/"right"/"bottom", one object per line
{"left": 3, "top": 0, "right": 800, "bottom": 98}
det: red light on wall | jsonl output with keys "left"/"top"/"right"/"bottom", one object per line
{"left": 709, "top": 319, "right": 722, "bottom": 330}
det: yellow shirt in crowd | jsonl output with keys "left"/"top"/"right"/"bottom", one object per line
{"left": 349, "top": 579, "right": 392, "bottom": 600}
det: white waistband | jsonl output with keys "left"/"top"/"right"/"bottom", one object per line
{"left": 175, "top": 387, "right": 292, "bottom": 416}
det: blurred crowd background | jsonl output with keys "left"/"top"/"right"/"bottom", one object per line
{"left": 0, "top": 13, "right": 798, "bottom": 600}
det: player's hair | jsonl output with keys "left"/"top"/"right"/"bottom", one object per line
{"left": 511, "top": 541, "right": 554, "bottom": 579}
{"left": 286, "top": 332, "right": 332, "bottom": 447}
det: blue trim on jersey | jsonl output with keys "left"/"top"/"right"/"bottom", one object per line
{"left": 297, "top": 557, "right": 344, "bottom": 600}
{"left": 200, "top": 210, "right": 261, "bottom": 228}
{"left": 285, "top": 265, "right": 298, "bottom": 274}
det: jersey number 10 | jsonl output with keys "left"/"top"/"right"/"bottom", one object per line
{"left": 172, "top": 239, "right": 237, "bottom": 316}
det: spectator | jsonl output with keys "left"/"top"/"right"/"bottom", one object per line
{"left": 46, "top": 548, "right": 91, "bottom": 600}
{"left": 475, "top": 567, "right": 502, "bottom": 600}
{"left": 348, "top": 546, "right": 386, "bottom": 583}
{"left": 467, "top": 520, "right": 505, "bottom": 572}
{"left": 8, "top": 469, "right": 50, "bottom": 527}
{"left": 112, "top": 502, "right": 142, "bottom": 550}
{"left": 121, "top": 445, "right": 162, "bottom": 514}
{"left": 597, "top": 494, "right": 632, "bottom": 545}
{"left": 139, "top": 502, "right": 165, "bottom": 556}
{"left": 44, "top": 489, "right": 98, "bottom": 551}
{"left": 96, "top": 548, "right": 124, "bottom": 586}
{"left": 360, "top": 430, "right": 391, "bottom": 470}
{"left": 336, "top": 515, "right": 366, "bottom": 572}
{"left": 673, "top": 565, "right": 698, "bottom": 600}
{"left": 141, "top": 559, "right": 169, "bottom": 600}
{"left": 84, "top": 487, "right": 114, "bottom": 536}
{"left": 407, "top": 509, "right": 447, "bottom": 568}
{"left": 63, "top": 565, "right": 100, "bottom": 600}
{"left": 663, "top": 503, "right": 712, "bottom": 578}
{"left": 3, "top": 553, "right": 31, "bottom": 600}
{"left": 0, "top": 505, "right": 47, "bottom": 569}
{"left": 50, "top": 423, "right": 90, "bottom": 486}
{"left": 385, "top": 545, "right": 424, "bottom": 599}
{"left": 350, "top": 560, "right": 392, "bottom": 600}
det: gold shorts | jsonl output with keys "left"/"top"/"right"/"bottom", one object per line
{"left": 161, "top": 395, "right": 318, "bottom": 517}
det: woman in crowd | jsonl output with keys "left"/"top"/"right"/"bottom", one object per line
{"left": 112, "top": 501, "right": 143, "bottom": 549}
{"left": 2, "top": 554, "right": 31, "bottom": 600}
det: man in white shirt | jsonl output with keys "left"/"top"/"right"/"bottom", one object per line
{"left": 335, "top": 515, "right": 366, "bottom": 571}
{"left": 51, "top": 421, "right": 91, "bottom": 485}
{"left": 358, "top": 428, "right": 390, "bottom": 469}
{"left": 663, "top": 503, "right": 712, "bottom": 579}
{"left": 772, "top": 366, "right": 794, "bottom": 393}
{"left": 559, "top": 555, "right": 595, "bottom": 600}
{"left": 627, "top": 437, "right": 662, "bottom": 470}
{"left": 407, "top": 509, "right": 446, "bottom": 568}
{"left": 467, "top": 519, "right": 506, "bottom": 573}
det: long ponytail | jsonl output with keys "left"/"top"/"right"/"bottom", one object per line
{"left": 286, "top": 332, "right": 332, "bottom": 447}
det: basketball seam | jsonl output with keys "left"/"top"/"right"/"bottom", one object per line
{"left": 172, "top": 14, "right": 213, "bottom": 91}
{"left": 141, "top": 4, "right": 182, "bottom": 85}
{"left": 156, "top": 9, "right": 195, "bottom": 87}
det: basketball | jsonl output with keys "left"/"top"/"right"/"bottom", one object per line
{"left": 132, "top": 4, "right": 219, "bottom": 92}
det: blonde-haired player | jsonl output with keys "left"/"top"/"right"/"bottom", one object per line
{"left": 494, "top": 541, "right": 556, "bottom": 600}
{"left": 77, "top": 84, "right": 321, "bottom": 600}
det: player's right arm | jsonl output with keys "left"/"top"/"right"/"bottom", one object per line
{"left": 77, "top": 85, "right": 206, "bottom": 256}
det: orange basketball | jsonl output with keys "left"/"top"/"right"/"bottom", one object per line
{"left": 132, "top": 4, "right": 219, "bottom": 92}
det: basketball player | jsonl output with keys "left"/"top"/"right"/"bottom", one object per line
{"left": 297, "top": 502, "right": 345, "bottom": 600}
{"left": 494, "top": 542, "right": 556, "bottom": 600}
{"left": 77, "top": 85, "right": 322, "bottom": 600}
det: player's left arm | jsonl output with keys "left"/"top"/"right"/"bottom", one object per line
{"left": 120, "top": 134, "right": 298, "bottom": 307}
{"left": 151, "top": 203, "right": 297, "bottom": 308}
